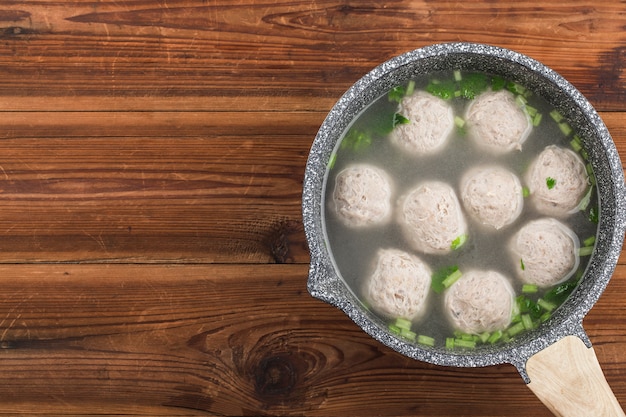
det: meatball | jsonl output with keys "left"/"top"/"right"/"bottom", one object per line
{"left": 444, "top": 269, "right": 515, "bottom": 334}
{"left": 397, "top": 181, "right": 468, "bottom": 254}
{"left": 465, "top": 90, "right": 532, "bottom": 153}
{"left": 364, "top": 248, "right": 432, "bottom": 320}
{"left": 460, "top": 165, "right": 524, "bottom": 230}
{"left": 332, "top": 164, "right": 393, "bottom": 228}
{"left": 509, "top": 218, "right": 580, "bottom": 288}
{"left": 526, "top": 145, "right": 589, "bottom": 216}
{"left": 389, "top": 91, "right": 455, "bottom": 155}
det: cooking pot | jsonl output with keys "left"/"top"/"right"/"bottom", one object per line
{"left": 302, "top": 43, "right": 626, "bottom": 417}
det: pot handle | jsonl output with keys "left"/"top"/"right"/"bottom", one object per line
{"left": 526, "top": 335, "right": 625, "bottom": 417}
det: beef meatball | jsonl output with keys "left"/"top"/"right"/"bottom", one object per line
{"left": 465, "top": 90, "right": 532, "bottom": 153}
{"left": 397, "top": 181, "right": 468, "bottom": 254}
{"left": 509, "top": 218, "right": 580, "bottom": 288}
{"left": 444, "top": 269, "right": 515, "bottom": 334}
{"left": 390, "top": 91, "right": 455, "bottom": 155}
{"left": 460, "top": 165, "right": 524, "bottom": 230}
{"left": 364, "top": 248, "right": 432, "bottom": 320}
{"left": 526, "top": 145, "right": 589, "bottom": 216}
{"left": 332, "top": 164, "right": 393, "bottom": 227}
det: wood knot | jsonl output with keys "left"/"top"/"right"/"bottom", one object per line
{"left": 254, "top": 355, "right": 297, "bottom": 396}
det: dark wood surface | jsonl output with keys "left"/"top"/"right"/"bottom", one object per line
{"left": 0, "top": 1, "right": 624, "bottom": 415}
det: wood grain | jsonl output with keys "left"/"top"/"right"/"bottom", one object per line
{"left": 0, "top": 0, "right": 623, "bottom": 415}
{"left": 0, "top": 264, "right": 622, "bottom": 416}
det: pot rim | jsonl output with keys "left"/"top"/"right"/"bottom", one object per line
{"left": 302, "top": 42, "right": 626, "bottom": 382}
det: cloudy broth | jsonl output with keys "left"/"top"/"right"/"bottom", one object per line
{"left": 322, "top": 70, "right": 598, "bottom": 349}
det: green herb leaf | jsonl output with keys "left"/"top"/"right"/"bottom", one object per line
{"left": 431, "top": 265, "right": 460, "bottom": 294}
{"left": 341, "top": 128, "right": 372, "bottom": 151}
{"left": 543, "top": 280, "right": 578, "bottom": 305}
{"left": 546, "top": 177, "right": 556, "bottom": 189}
{"left": 388, "top": 86, "right": 406, "bottom": 103}
{"left": 392, "top": 113, "right": 410, "bottom": 128}
{"left": 458, "top": 72, "right": 489, "bottom": 99}
{"left": 491, "top": 76, "right": 506, "bottom": 91}
{"left": 516, "top": 295, "right": 543, "bottom": 320}
{"left": 426, "top": 79, "right": 456, "bottom": 100}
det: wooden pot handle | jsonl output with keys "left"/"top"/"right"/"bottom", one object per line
{"left": 526, "top": 335, "right": 625, "bottom": 417}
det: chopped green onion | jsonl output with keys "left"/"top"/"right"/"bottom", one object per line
{"left": 510, "top": 313, "right": 521, "bottom": 324}
{"left": 537, "top": 298, "right": 556, "bottom": 312}
{"left": 522, "top": 283, "right": 538, "bottom": 294}
{"left": 532, "top": 113, "right": 543, "bottom": 127}
{"left": 570, "top": 135, "right": 583, "bottom": 152}
{"left": 451, "top": 234, "right": 467, "bottom": 250}
{"left": 522, "top": 186, "right": 530, "bottom": 198}
{"left": 431, "top": 265, "right": 459, "bottom": 294}
{"left": 583, "top": 236, "right": 596, "bottom": 247}
{"left": 507, "top": 322, "right": 525, "bottom": 337}
{"left": 327, "top": 153, "right": 337, "bottom": 170}
{"left": 394, "top": 317, "right": 412, "bottom": 331}
{"left": 442, "top": 268, "right": 463, "bottom": 289}
{"left": 454, "top": 331, "right": 477, "bottom": 342}
{"left": 453, "top": 69, "right": 462, "bottom": 81}
{"left": 417, "top": 334, "right": 435, "bottom": 346}
{"left": 559, "top": 122, "right": 573, "bottom": 136}
{"left": 487, "top": 330, "right": 503, "bottom": 344}
{"left": 454, "top": 338, "right": 476, "bottom": 349}
{"left": 388, "top": 324, "right": 401, "bottom": 335}
{"left": 515, "top": 94, "right": 528, "bottom": 107}
{"left": 550, "top": 109, "right": 564, "bottom": 123}
{"left": 445, "top": 337, "right": 455, "bottom": 349}
{"left": 540, "top": 312, "right": 552, "bottom": 323}
{"left": 521, "top": 314, "right": 534, "bottom": 331}
{"left": 511, "top": 298, "right": 520, "bottom": 318}
{"left": 546, "top": 177, "right": 556, "bottom": 189}
{"left": 580, "top": 148, "right": 589, "bottom": 161}
{"left": 579, "top": 246, "right": 594, "bottom": 257}
{"left": 520, "top": 258, "right": 525, "bottom": 271}
{"left": 406, "top": 80, "right": 416, "bottom": 96}
{"left": 524, "top": 104, "right": 538, "bottom": 117}
{"left": 454, "top": 116, "right": 466, "bottom": 128}
{"left": 400, "top": 328, "right": 417, "bottom": 341}
{"left": 479, "top": 332, "right": 491, "bottom": 343}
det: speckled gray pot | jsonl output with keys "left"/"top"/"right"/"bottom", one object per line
{"left": 302, "top": 43, "right": 626, "bottom": 383}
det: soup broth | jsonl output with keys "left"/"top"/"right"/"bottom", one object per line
{"left": 322, "top": 70, "right": 598, "bottom": 349}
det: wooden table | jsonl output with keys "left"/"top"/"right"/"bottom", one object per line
{"left": 0, "top": 1, "right": 624, "bottom": 415}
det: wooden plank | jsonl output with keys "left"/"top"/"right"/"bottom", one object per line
{"left": 0, "top": 134, "right": 312, "bottom": 263}
{"left": 0, "top": 263, "right": 622, "bottom": 416}
{"left": 0, "top": 1, "right": 624, "bottom": 109}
